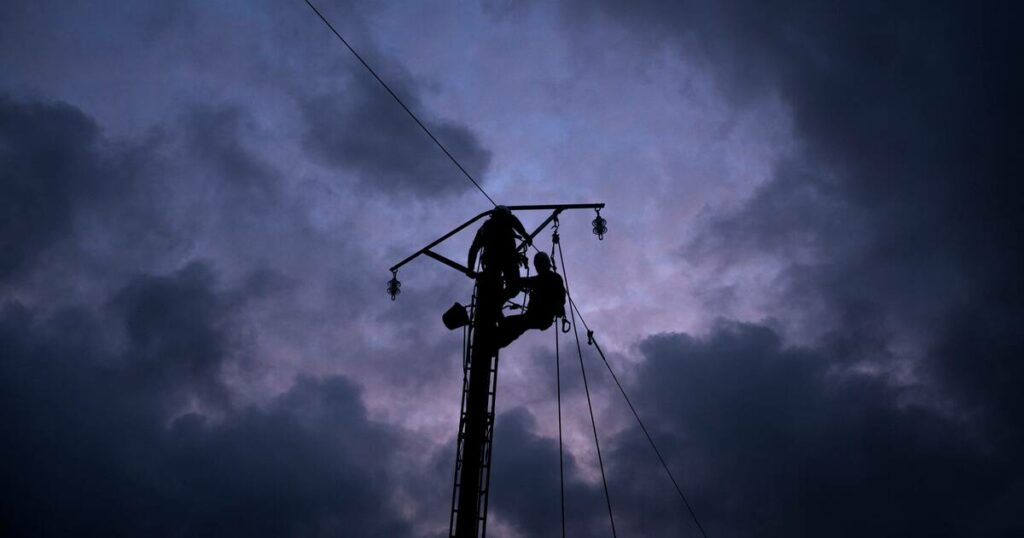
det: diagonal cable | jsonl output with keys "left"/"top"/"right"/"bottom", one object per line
{"left": 565, "top": 293, "right": 710, "bottom": 538}
{"left": 557, "top": 239, "right": 618, "bottom": 537}
{"left": 304, "top": 0, "right": 497, "bottom": 207}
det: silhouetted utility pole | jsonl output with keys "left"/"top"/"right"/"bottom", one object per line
{"left": 453, "top": 271, "right": 501, "bottom": 537}
{"left": 304, "top": 6, "right": 613, "bottom": 535}
{"left": 389, "top": 204, "right": 605, "bottom": 538}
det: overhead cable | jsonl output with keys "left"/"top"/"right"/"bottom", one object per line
{"left": 566, "top": 295, "right": 710, "bottom": 538}
{"left": 304, "top": 0, "right": 498, "bottom": 207}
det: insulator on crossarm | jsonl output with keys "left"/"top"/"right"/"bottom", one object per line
{"left": 592, "top": 209, "right": 607, "bottom": 240}
{"left": 387, "top": 271, "right": 402, "bottom": 301}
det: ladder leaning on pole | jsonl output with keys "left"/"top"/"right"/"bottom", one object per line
{"left": 448, "top": 289, "right": 501, "bottom": 537}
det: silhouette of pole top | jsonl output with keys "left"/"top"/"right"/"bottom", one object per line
{"left": 388, "top": 203, "right": 605, "bottom": 275}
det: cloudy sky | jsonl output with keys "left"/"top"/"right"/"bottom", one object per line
{"left": 1, "top": 1, "right": 1020, "bottom": 536}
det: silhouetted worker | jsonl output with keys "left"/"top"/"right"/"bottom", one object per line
{"left": 495, "top": 252, "right": 566, "bottom": 349}
{"left": 467, "top": 205, "right": 531, "bottom": 300}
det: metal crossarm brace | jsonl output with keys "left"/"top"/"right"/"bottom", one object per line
{"left": 424, "top": 250, "right": 471, "bottom": 275}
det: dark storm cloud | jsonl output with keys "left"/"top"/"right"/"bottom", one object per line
{"left": 418, "top": 407, "right": 612, "bottom": 538}
{"left": 182, "top": 104, "right": 278, "bottom": 195}
{"left": 112, "top": 262, "right": 235, "bottom": 409}
{"left": 487, "top": 408, "right": 612, "bottom": 538}
{"left": 0, "top": 95, "right": 308, "bottom": 300}
{"left": 300, "top": 73, "right": 492, "bottom": 197}
{"left": 4, "top": 89, "right": 375, "bottom": 290}
{"left": 0, "top": 3, "right": 492, "bottom": 534}
{"left": 605, "top": 322, "right": 1021, "bottom": 536}
{"left": 556, "top": 1, "right": 1024, "bottom": 533}
{"left": 573, "top": 0, "right": 1023, "bottom": 416}
{"left": 0, "top": 92, "right": 430, "bottom": 535}
{"left": 0, "top": 262, "right": 412, "bottom": 536}
{"left": 0, "top": 96, "right": 108, "bottom": 279}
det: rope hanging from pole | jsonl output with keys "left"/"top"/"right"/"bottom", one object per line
{"left": 557, "top": 235, "right": 618, "bottom": 537}
{"left": 565, "top": 292, "right": 711, "bottom": 538}
{"left": 554, "top": 322, "right": 566, "bottom": 538}
{"left": 552, "top": 220, "right": 567, "bottom": 538}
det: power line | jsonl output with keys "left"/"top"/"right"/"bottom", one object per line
{"left": 565, "top": 295, "right": 710, "bottom": 538}
{"left": 540, "top": 219, "right": 708, "bottom": 535}
{"left": 304, "top": 0, "right": 498, "bottom": 207}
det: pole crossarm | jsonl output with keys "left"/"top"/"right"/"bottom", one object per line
{"left": 388, "top": 203, "right": 605, "bottom": 275}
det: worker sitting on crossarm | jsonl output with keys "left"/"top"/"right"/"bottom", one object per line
{"left": 495, "top": 252, "right": 566, "bottom": 349}
{"left": 467, "top": 205, "right": 531, "bottom": 300}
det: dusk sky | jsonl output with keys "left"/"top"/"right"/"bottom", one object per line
{"left": 1, "top": 1, "right": 1021, "bottom": 536}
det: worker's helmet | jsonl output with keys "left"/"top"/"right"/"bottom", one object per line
{"left": 493, "top": 205, "right": 512, "bottom": 220}
{"left": 534, "top": 252, "right": 552, "bottom": 272}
